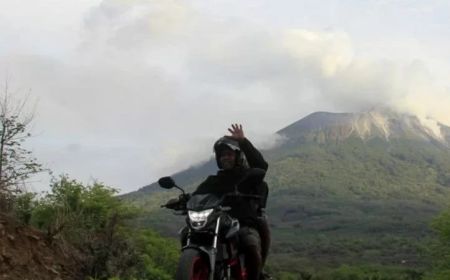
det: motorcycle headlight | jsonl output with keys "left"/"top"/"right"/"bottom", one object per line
{"left": 188, "top": 209, "right": 214, "bottom": 229}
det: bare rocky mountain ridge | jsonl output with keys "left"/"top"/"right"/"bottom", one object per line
{"left": 278, "top": 109, "right": 450, "bottom": 145}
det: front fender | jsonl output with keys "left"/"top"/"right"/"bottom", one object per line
{"left": 181, "top": 245, "right": 216, "bottom": 277}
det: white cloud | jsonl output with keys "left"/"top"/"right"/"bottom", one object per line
{"left": 282, "top": 29, "right": 354, "bottom": 77}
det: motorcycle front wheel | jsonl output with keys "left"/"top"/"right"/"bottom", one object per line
{"left": 176, "top": 248, "right": 210, "bottom": 280}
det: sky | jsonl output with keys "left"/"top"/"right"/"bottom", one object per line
{"left": 0, "top": 0, "right": 449, "bottom": 193}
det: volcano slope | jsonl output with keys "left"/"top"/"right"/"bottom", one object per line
{"left": 123, "top": 109, "right": 450, "bottom": 275}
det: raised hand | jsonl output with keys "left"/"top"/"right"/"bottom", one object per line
{"left": 227, "top": 124, "right": 245, "bottom": 141}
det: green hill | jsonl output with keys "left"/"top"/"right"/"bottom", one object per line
{"left": 122, "top": 109, "right": 450, "bottom": 277}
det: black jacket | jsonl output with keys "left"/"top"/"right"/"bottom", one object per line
{"left": 193, "top": 138, "right": 268, "bottom": 227}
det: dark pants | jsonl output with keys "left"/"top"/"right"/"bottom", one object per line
{"left": 257, "top": 216, "right": 271, "bottom": 267}
{"left": 240, "top": 217, "right": 271, "bottom": 280}
{"left": 239, "top": 226, "right": 262, "bottom": 280}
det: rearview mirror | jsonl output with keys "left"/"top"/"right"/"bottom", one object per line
{"left": 158, "top": 177, "right": 176, "bottom": 189}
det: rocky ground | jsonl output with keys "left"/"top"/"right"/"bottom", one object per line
{"left": 0, "top": 213, "right": 82, "bottom": 280}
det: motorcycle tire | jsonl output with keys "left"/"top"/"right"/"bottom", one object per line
{"left": 176, "top": 248, "right": 210, "bottom": 280}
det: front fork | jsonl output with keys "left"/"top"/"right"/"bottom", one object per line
{"left": 183, "top": 217, "right": 246, "bottom": 280}
{"left": 208, "top": 216, "right": 221, "bottom": 280}
{"left": 183, "top": 217, "right": 222, "bottom": 280}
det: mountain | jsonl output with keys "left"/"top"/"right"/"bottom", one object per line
{"left": 123, "top": 109, "right": 450, "bottom": 276}
{"left": 278, "top": 108, "right": 449, "bottom": 144}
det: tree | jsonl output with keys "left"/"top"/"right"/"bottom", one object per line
{"left": 0, "top": 81, "right": 42, "bottom": 203}
{"left": 423, "top": 207, "right": 450, "bottom": 280}
{"left": 30, "top": 175, "right": 178, "bottom": 279}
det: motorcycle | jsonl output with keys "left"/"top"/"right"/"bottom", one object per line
{"left": 158, "top": 168, "right": 265, "bottom": 280}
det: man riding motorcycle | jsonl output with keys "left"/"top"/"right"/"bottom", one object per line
{"left": 192, "top": 124, "right": 270, "bottom": 280}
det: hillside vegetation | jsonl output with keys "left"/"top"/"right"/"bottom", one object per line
{"left": 264, "top": 138, "right": 450, "bottom": 277}
{"left": 3, "top": 176, "right": 179, "bottom": 280}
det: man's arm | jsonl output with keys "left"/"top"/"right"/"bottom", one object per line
{"left": 239, "top": 138, "right": 268, "bottom": 171}
{"left": 227, "top": 124, "right": 268, "bottom": 171}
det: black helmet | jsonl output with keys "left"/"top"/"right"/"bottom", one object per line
{"left": 213, "top": 137, "right": 246, "bottom": 169}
